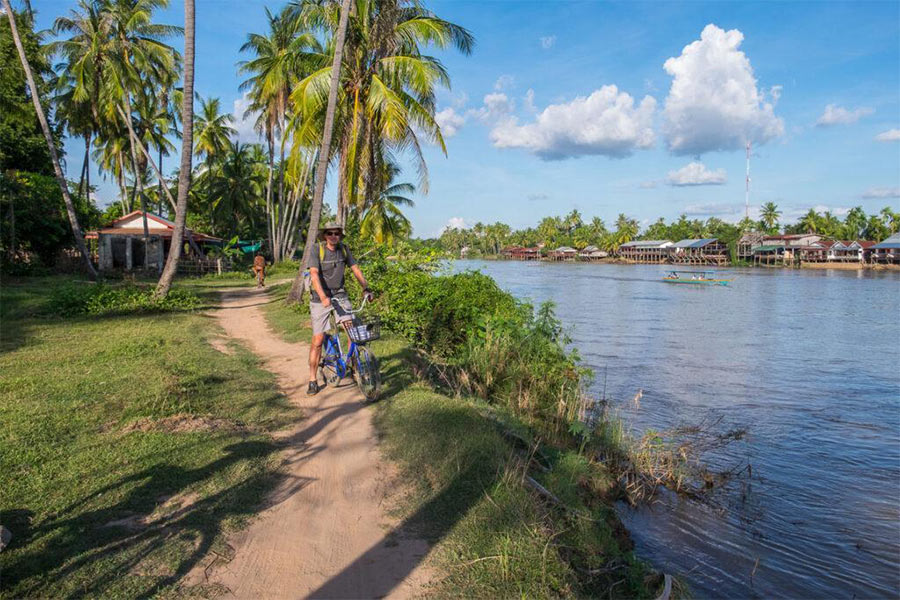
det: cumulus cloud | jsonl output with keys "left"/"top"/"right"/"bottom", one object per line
{"left": 494, "top": 75, "right": 515, "bottom": 91}
{"left": 524, "top": 89, "right": 537, "bottom": 114}
{"left": 861, "top": 186, "right": 900, "bottom": 199}
{"left": 667, "top": 162, "right": 727, "bottom": 186}
{"left": 441, "top": 217, "right": 468, "bottom": 233}
{"left": 435, "top": 107, "right": 466, "bottom": 137}
{"left": 540, "top": 35, "right": 556, "bottom": 49}
{"left": 662, "top": 24, "right": 784, "bottom": 155}
{"left": 875, "top": 128, "right": 900, "bottom": 142}
{"left": 816, "top": 104, "right": 874, "bottom": 127}
{"left": 489, "top": 85, "right": 656, "bottom": 160}
{"left": 230, "top": 93, "right": 267, "bottom": 144}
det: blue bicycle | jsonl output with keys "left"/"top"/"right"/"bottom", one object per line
{"left": 319, "top": 297, "right": 381, "bottom": 401}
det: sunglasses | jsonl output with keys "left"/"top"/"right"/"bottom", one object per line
{"left": 324, "top": 230, "right": 342, "bottom": 237}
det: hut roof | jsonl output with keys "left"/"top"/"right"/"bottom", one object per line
{"left": 672, "top": 238, "right": 718, "bottom": 248}
{"left": 85, "top": 211, "right": 221, "bottom": 242}
{"left": 873, "top": 233, "right": 900, "bottom": 249}
{"left": 620, "top": 240, "right": 673, "bottom": 248}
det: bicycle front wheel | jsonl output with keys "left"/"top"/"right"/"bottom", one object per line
{"left": 352, "top": 345, "right": 381, "bottom": 401}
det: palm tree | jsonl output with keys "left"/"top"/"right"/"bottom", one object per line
{"left": 843, "top": 206, "right": 867, "bottom": 240}
{"left": 290, "top": 0, "right": 475, "bottom": 222}
{"left": 155, "top": 0, "right": 193, "bottom": 297}
{"left": 760, "top": 202, "right": 781, "bottom": 232}
{"left": 291, "top": 0, "right": 354, "bottom": 303}
{"left": 799, "top": 208, "right": 820, "bottom": 234}
{"left": 881, "top": 206, "right": 900, "bottom": 234}
{"left": 239, "top": 8, "right": 320, "bottom": 258}
{"left": 204, "top": 141, "right": 265, "bottom": 236}
{"left": 193, "top": 95, "right": 235, "bottom": 171}
{"left": 360, "top": 163, "right": 414, "bottom": 247}
{"left": 3, "top": 0, "right": 98, "bottom": 278}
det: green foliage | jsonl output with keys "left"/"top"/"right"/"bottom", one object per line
{"left": 0, "top": 171, "right": 101, "bottom": 266}
{"left": 46, "top": 282, "right": 200, "bottom": 317}
{"left": 0, "top": 9, "right": 57, "bottom": 174}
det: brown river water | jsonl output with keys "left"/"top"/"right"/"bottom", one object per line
{"left": 452, "top": 260, "right": 900, "bottom": 598}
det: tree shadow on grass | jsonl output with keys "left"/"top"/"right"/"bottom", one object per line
{"left": 0, "top": 440, "right": 311, "bottom": 598}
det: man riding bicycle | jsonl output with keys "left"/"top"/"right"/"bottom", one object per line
{"left": 307, "top": 221, "right": 373, "bottom": 396}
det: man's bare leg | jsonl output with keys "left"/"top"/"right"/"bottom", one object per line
{"left": 309, "top": 333, "right": 324, "bottom": 383}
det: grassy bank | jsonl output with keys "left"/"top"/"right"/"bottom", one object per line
{"left": 0, "top": 276, "right": 300, "bottom": 598}
{"left": 263, "top": 282, "right": 660, "bottom": 598}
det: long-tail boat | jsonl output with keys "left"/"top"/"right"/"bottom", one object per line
{"left": 662, "top": 270, "right": 733, "bottom": 286}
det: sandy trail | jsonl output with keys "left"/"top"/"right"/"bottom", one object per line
{"left": 194, "top": 286, "right": 432, "bottom": 599}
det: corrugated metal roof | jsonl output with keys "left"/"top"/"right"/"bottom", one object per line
{"left": 620, "top": 240, "right": 672, "bottom": 248}
{"left": 672, "top": 238, "right": 718, "bottom": 248}
{"left": 873, "top": 233, "right": 900, "bottom": 249}
{"left": 753, "top": 245, "right": 784, "bottom": 252}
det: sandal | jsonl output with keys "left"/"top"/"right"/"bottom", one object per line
{"left": 307, "top": 381, "right": 321, "bottom": 396}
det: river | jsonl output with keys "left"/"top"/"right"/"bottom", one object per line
{"left": 450, "top": 260, "right": 900, "bottom": 598}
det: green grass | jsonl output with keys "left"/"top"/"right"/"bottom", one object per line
{"left": 261, "top": 283, "right": 658, "bottom": 598}
{"left": 0, "top": 276, "right": 301, "bottom": 598}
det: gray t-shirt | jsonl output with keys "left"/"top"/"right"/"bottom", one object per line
{"left": 310, "top": 243, "right": 357, "bottom": 303}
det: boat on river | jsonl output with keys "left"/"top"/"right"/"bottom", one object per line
{"left": 662, "top": 270, "right": 733, "bottom": 286}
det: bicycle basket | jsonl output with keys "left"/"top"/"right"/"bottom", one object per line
{"left": 347, "top": 315, "right": 381, "bottom": 343}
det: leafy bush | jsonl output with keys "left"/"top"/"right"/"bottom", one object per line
{"left": 46, "top": 283, "right": 201, "bottom": 317}
{"left": 358, "top": 246, "right": 588, "bottom": 442}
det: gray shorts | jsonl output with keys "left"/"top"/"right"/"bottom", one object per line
{"left": 310, "top": 294, "right": 353, "bottom": 335}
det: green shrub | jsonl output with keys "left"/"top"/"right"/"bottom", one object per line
{"left": 46, "top": 283, "right": 201, "bottom": 317}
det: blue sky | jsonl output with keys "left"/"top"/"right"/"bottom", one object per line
{"left": 38, "top": 0, "right": 900, "bottom": 237}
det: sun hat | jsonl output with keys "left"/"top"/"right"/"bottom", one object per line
{"left": 318, "top": 221, "right": 344, "bottom": 240}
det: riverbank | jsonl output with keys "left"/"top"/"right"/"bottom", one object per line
{"left": 0, "top": 274, "right": 667, "bottom": 598}
{"left": 467, "top": 253, "right": 899, "bottom": 270}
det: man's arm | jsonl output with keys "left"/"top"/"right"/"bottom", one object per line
{"left": 350, "top": 264, "right": 373, "bottom": 300}
{"left": 309, "top": 267, "right": 331, "bottom": 306}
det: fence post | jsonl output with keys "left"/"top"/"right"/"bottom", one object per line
{"left": 217, "top": 258, "right": 222, "bottom": 275}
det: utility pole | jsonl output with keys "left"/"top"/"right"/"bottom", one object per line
{"left": 745, "top": 141, "right": 751, "bottom": 220}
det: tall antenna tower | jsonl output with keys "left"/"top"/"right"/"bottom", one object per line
{"left": 745, "top": 141, "right": 751, "bottom": 220}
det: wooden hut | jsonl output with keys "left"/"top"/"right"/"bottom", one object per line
{"left": 670, "top": 238, "right": 728, "bottom": 265}
{"left": 829, "top": 240, "right": 875, "bottom": 262}
{"left": 546, "top": 246, "right": 577, "bottom": 261}
{"left": 500, "top": 245, "right": 541, "bottom": 260}
{"left": 737, "top": 232, "right": 765, "bottom": 260}
{"left": 618, "top": 240, "right": 673, "bottom": 263}
{"left": 871, "top": 233, "right": 900, "bottom": 264}
{"left": 577, "top": 245, "right": 608, "bottom": 261}
{"left": 85, "top": 211, "right": 222, "bottom": 272}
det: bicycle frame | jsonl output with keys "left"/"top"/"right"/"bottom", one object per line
{"left": 321, "top": 328, "right": 363, "bottom": 380}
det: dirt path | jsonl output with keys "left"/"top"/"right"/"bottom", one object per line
{"left": 193, "top": 286, "right": 432, "bottom": 599}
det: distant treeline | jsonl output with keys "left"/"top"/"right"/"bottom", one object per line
{"left": 428, "top": 204, "right": 900, "bottom": 257}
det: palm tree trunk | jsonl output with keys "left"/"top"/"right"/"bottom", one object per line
{"left": 3, "top": 1, "right": 97, "bottom": 279}
{"left": 265, "top": 130, "right": 275, "bottom": 257}
{"left": 158, "top": 146, "right": 164, "bottom": 216}
{"left": 122, "top": 96, "right": 150, "bottom": 266}
{"left": 275, "top": 110, "right": 287, "bottom": 262}
{"left": 78, "top": 136, "right": 89, "bottom": 199}
{"left": 288, "top": 0, "right": 353, "bottom": 303}
{"left": 155, "top": 0, "right": 194, "bottom": 298}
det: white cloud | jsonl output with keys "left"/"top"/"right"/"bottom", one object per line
{"left": 539, "top": 35, "right": 556, "bottom": 49}
{"left": 769, "top": 85, "right": 783, "bottom": 104}
{"left": 662, "top": 24, "right": 784, "bottom": 155}
{"left": 861, "top": 186, "right": 900, "bottom": 199}
{"left": 816, "top": 104, "right": 874, "bottom": 127}
{"left": 494, "top": 75, "right": 515, "bottom": 91}
{"left": 524, "top": 89, "right": 537, "bottom": 114}
{"left": 440, "top": 217, "right": 468, "bottom": 233}
{"left": 684, "top": 202, "right": 743, "bottom": 216}
{"left": 490, "top": 85, "right": 656, "bottom": 160}
{"left": 666, "top": 161, "right": 727, "bottom": 186}
{"left": 231, "top": 93, "right": 264, "bottom": 143}
{"left": 874, "top": 128, "right": 900, "bottom": 142}
{"left": 435, "top": 107, "right": 466, "bottom": 137}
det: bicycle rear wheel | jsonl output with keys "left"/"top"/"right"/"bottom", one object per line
{"left": 352, "top": 345, "right": 381, "bottom": 401}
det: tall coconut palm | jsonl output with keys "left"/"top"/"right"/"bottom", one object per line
{"left": 843, "top": 206, "right": 867, "bottom": 240}
{"left": 360, "top": 161, "right": 414, "bottom": 246}
{"left": 193, "top": 95, "right": 235, "bottom": 171}
{"left": 3, "top": 1, "right": 98, "bottom": 278}
{"left": 290, "top": 0, "right": 354, "bottom": 302}
{"left": 760, "top": 202, "right": 781, "bottom": 232}
{"left": 155, "top": 0, "right": 193, "bottom": 297}
{"left": 799, "top": 208, "right": 820, "bottom": 234}
{"left": 204, "top": 141, "right": 265, "bottom": 236}
{"left": 290, "top": 0, "right": 474, "bottom": 223}
{"left": 239, "top": 7, "right": 320, "bottom": 258}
